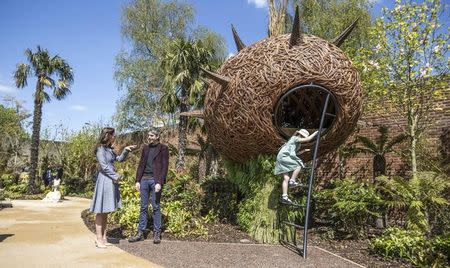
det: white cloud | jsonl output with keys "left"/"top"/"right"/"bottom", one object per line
{"left": 369, "top": 0, "right": 382, "bottom": 3}
{"left": 69, "top": 105, "right": 87, "bottom": 112}
{"left": 247, "top": 0, "right": 267, "bottom": 8}
{"left": 0, "top": 84, "right": 15, "bottom": 93}
{"left": 227, "top": 52, "right": 235, "bottom": 59}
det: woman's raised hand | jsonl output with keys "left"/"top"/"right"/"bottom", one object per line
{"left": 125, "top": 145, "right": 137, "bottom": 151}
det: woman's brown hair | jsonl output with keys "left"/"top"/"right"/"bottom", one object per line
{"left": 94, "top": 127, "right": 115, "bottom": 154}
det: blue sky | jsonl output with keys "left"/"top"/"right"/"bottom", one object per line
{"left": 0, "top": 0, "right": 387, "bottom": 136}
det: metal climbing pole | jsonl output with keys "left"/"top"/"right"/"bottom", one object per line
{"left": 280, "top": 92, "right": 331, "bottom": 259}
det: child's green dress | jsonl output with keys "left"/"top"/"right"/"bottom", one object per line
{"left": 274, "top": 136, "right": 305, "bottom": 175}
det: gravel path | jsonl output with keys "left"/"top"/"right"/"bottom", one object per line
{"left": 118, "top": 239, "right": 365, "bottom": 268}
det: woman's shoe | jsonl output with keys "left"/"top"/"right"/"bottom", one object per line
{"left": 95, "top": 240, "right": 107, "bottom": 249}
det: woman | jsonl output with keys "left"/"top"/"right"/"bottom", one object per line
{"left": 90, "top": 127, "right": 136, "bottom": 248}
{"left": 275, "top": 129, "right": 318, "bottom": 204}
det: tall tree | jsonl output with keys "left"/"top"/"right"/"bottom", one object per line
{"left": 116, "top": 0, "right": 226, "bottom": 172}
{"left": 268, "top": 0, "right": 290, "bottom": 37}
{"left": 114, "top": 0, "right": 195, "bottom": 131}
{"left": 14, "top": 46, "right": 73, "bottom": 193}
{"left": 160, "top": 38, "right": 220, "bottom": 172}
{"left": 359, "top": 0, "right": 450, "bottom": 177}
{"left": 294, "top": 0, "right": 373, "bottom": 57}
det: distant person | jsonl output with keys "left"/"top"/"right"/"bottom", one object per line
{"left": 90, "top": 127, "right": 136, "bottom": 248}
{"left": 56, "top": 166, "right": 64, "bottom": 181}
{"left": 128, "top": 128, "right": 169, "bottom": 244}
{"left": 43, "top": 168, "right": 52, "bottom": 187}
{"left": 275, "top": 129, "right": 318, "bottom": 204}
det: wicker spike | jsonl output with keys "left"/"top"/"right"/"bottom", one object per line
{"left": 201, "top": 68, "right": 230, "bottom": 87}
{"left": 289, "top": 6, "right": 302, "bottom": 48}
{"left": 231, "top": 24, "right": 246, "bottom": 52}
{"left": 332, "top": 18, "right": 359, "bottom": 47}
{"left": 180, "top": 109, "right": 204, "bottom": 118}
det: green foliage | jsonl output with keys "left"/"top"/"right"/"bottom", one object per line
{"left": 59, "top": 124, "right": 101, "bottom": 195}
{"left": 371, "top": 227, "right": 428, "bottom": 265}
{"left": 110, "top": 162, "right": 140, "bottom": 236}
{"left": 315, "top": 178, "right": 383, "bottom": 238}
{"left": 0, "top": 104, "right": 28, "bottom": 172}
{"left": 114, "top": 0, "right": 225, "bottom": 132}
{"left": 432, "top": 234, "right": 450, "bottom": 265}
{"left": 225, "top": 155, "right": 300, "bottom": 244}
{"left": 376, "top": 172, "right": 449, "bottom": 233}
{"left": 200, "top": 176, "right": 240, "bottom": 224}
{"left": 371, "top": 228, "right": 450, "bottom": 267}
{"left": 295, "top": 0, "right": 374, "bottom": 57}
{"left": 162, "top": 170, "right": 208, "bottom": 237}
{"left": 356, "top": 0, "right": 450, "bottom": 174}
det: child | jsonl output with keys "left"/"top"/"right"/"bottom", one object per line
{"left": 275, "top": 129, "right": 318, "bottom": 204}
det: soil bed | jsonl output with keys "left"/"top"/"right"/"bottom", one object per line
{"left": 81, "top": 209, "right": 412, "bottom": 267}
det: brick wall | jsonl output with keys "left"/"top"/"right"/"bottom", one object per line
{"left": 316, "top": 88, "right": 450, "bottom": 184}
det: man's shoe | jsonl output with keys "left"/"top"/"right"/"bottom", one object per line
{"left": 153, "top": 231, "right": 161, "bottom": 244}
{"left": 128, "top": 231, "right": 144, "bottom": 243}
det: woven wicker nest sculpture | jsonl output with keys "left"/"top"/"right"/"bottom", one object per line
{"left": 183, "top": 8, "right": 362, "bottom": 163}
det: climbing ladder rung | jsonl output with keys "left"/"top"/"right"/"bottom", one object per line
{"left": 280, "top": 240, "right": 303, "bottom": 252}
{"left": 281, "top": 221, "right": 304, "bottom": 229}
{"left": 325, "top": 112, "right": 336, "bottom": 117}
{"left": 280, "top": 202, "right": 305, "bottom": 209}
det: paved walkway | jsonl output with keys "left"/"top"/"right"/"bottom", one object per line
{"left": 0, "top": 197, "right": 365, "bottom": 268}
{"left": 0, "top": 197, "right": 159, "bottom": 268}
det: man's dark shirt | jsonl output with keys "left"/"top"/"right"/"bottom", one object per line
{"left": 142, "top": 144, "right": 158, "bottom": 178}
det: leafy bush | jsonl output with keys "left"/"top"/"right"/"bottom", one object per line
{"left": 110, "top": 166, "right": 140, "bottom": 236}
{"left": 225, "top": 154, "right": 301, "bottom": 244}
{"left": 376, "top": 172, "right": 450, "bottom": 233}
{"left": 162, "top": 170, "right": 208, "bottom": 237}
{"left": 0, "top": 174, "right": 14, "bottom": 188}
{"left": 431, "top": 234, "right": 450, "bottom": 265}
{"left": 315, "top": 178, "right": 383, "bottom": 238}
{"left": 200, "top": 175, "right": 240, "bottom": 224}
{"left": 371, "top": 227, "right": 428, "bottom": 265}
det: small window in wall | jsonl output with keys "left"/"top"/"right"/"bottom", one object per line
{"left": 273, "top": 84, "right": 337, "bottom": 139}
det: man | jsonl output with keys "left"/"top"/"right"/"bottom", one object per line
{"left": 129, "top": 128, "right": 169, "bottom": 244}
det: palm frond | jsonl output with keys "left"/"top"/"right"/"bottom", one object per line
{"left": 355, "top": 136, "right": 377, "bottom": 154}
{"left": 13, "top": 63, "right": 30, "bottom": 88}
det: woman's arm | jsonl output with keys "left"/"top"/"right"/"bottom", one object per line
{"left": 116, "top": 149, "right": 130, "bottom": 162}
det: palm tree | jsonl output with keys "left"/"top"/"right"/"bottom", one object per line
{"left": 14, "top": 46, "right": 73, "bottom": 193}
{"left": 160, "top": 38, "right": 215, "bottom": 172}
{"left": 355, "top": 125, "right": 407, "bottom": 180}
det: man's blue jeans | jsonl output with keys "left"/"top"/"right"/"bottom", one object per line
{"left": 138, "top": 178, "right": 162, "bottom": 233}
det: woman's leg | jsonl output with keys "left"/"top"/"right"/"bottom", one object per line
{"left": 102, "top": 213, "right": 108, "bottom": 243}
{"left": 290, "top": 167, "right": 301, "bottom": 181}
{"left": 282, "top": 173, "right": 290, "bottom": 196}
{"left": 95, "top": 213, "right": 106, "bottom": 246}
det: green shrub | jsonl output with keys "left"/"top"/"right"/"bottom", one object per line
{"left": 0, "top": 174, "right": 14, "bottom": 188}
{"left": 431, "top": 234, "right": 450, "bottom": 265}
{"left": 110, "top": 167, "right": 140, "bottom": 236}
{"left": 371, "top": 227, "right": 427, "bottom": 264}
{"left": 200, "top": 175, "right": 240, "bottom": 223}
{"left": 162, "top": 170, "right": 208, "bottom": 237}
{"left": 225, "top": 154, "right": 301, "bottom": 244}
{"left": 315, "top": 178, "right": 383, "bottom": 238}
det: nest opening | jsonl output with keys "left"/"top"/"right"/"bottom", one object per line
{"left": 273, "top": 84, "right": 337, "bottom": 139}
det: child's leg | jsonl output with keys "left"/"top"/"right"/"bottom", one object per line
{"left": 281, "top": 173, "right": 290, "bottom": 196}
{"left": 290, "top": 167, "right": 301, "bottom": 182}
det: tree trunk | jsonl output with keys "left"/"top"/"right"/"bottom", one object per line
{"left": 175, "top": 88, "right": 188, "bottom": 172}
{"left": 268, "top": 0, "right": 289, "bottom": 37}
{"left": 28, "top": 84, "right": 44, "bottom": 194}
{"left": 409, "top": 113, "right": 418, "bottom": 178}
